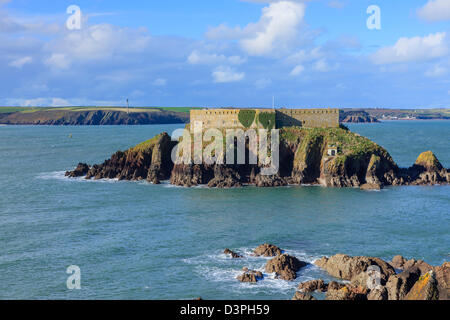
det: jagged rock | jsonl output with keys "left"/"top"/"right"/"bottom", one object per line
{"left": 170, "top": 164, "right": 211, "bottom": 187}
{"left": 82, "top": 133, "right": 175, "bottom": 182}
{"left": 326, "top": 285, "right": 368, "bottom": 300}
{"left": 224, "top": 248, "right": 242, "bottom": 259}
{"left": 315, "top": 254, "right": 396, "bottom": 285}
{"left": 367, "top": 287, "right": 388, "bottom": 300}
{"left": 254, "top": 243, "right": 282, "bottom": 257}
{"left": 390, "top": 255, "right": 407, "bottom": 269}
{"left": 265, "top": 254, "right": 307, "bottom": 281}
{"left": 237, "top": 269, "right": 263, "bottom": 283}
{"left": 408, "top": 151, "right": 448, "bottom": 185}
{"left": 403, "top": 259, "right": 432, "bottom": 274}
{"left": 385, "top": 266, "right": 421, "bottom": 300}
{"left": 254, "top": 174, "right": 287, "bottom": 187}
{"left": 360, "top": 183, "right": 381, "bottom": 190}
{"left": 206, "top": 165, "right": 242, "bottom": 188}
{"left": 433, "top": 262, "right": 450, "bottom": 300}
{"left": 297, "top": 279, "right": 327, "bottom": 293}
{"left": 327, "top": 281, "right": 345, "bottom": 291}
{"left": 404, "top": 271, "right": 439, "bottom": 300}
{"left": 65, "top": 163, "right": 89, "bottom": 177}
{"left": 292, "top": 292, "right": 317, "bottom": 300}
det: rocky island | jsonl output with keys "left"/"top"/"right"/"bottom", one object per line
{"left": 66, "top": 126, "right": 449, "bottom": 189}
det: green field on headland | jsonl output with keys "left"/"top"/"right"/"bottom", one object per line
{"left": 0, "top": 106, "right": 199, "bottom": 114}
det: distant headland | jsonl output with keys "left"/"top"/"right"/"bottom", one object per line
{"left": 0, "top": 106, "right": 448, "bottom": 125}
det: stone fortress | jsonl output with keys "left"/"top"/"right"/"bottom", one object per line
{"left": 190, "top": 108, "right": 340, "bottom": 131}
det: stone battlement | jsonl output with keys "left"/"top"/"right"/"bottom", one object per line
{"left": 190, "top": 108, "right": 339, "bottom": 131}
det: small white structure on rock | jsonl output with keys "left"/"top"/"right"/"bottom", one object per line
{"left": 327, "top": 145, "right": 338, "bottom": 157}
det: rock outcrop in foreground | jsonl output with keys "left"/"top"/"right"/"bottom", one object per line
{"left": 290, "top": 253, "right": 449, "bottom": 300}
{"left": 226, "top": 244, "right": 448, "bottom": 300}
{"left": 229, "top": 244, "right": 308, "bottom": 283}
{"left": 66, "top": 127, "right": 449, "bottom": 189}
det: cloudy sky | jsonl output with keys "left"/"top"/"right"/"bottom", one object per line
{"left": 1, "top": 0, "right": 450, "bottom": 108}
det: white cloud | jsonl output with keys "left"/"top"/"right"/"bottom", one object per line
{"left": 290, "top": 64, "right": 304, "bottom": 76}
{"left": 207, "top": 1, "right": 306, "bottom": 57}
{"left": 425, "top": 64, "right": 447, "bottom": 77}
{"left": 241, "top": 1, "right": 305, "bottom": 56}
{"left": 19, "top": 97, "right": 70, "bottom": 107}
{"left": 372, "top": 32, "right": 448, "bottom": 64}
{"left": 212, "top": 66, "right": 245, "bottom": 83}
{"left": 313, "top": 59, "right": 333, "bottom": 72}
{"left": 9, "top": 56, "right": 32, "bottom": 68}
{"left": 152, "top": 78, "right": 167, "bottom": 86}
{"left": 43, "top": 24, "right": 150, "bottom": 69}
{"left": 286, "top": 47, "right": 323, "bottom": 64}
{"left": 44, "top": 53, "right": 71, "bottom": 70}
{"left": 254, "top": 77, "right": 272, "bottom": 89}
{"left": 418, "top": 0, "right": 450, "bottom": 22}
{"left": 187, "top": 50, "right": 245, "bottom": 65}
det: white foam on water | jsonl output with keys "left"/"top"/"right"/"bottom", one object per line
{"left": 36, "top": 171, "right": 68, "bottom": 181}
{"left": 182, "top": 247, "right": 329, "bottom": 296}
{"left": 37, "top": 171, "right": 121, "bottom": 184}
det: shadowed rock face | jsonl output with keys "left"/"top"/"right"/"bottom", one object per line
{"left": 308, "top": 254, "right": 448, "bottom": 300}
{"left": 434, "top": 262, "right": 450, "bottom": 300}
{"left": 237, "top": 269, "right": 263, "bottom": 283}
{"left": 265, "top": 254, "right": 307, "bottom": 281}
{"left": 254, "top": 244, "right": 282, "bottom": 257}
{"left": 292, "top": 292, "right": 317, "bottom": 300}
{"left": 404, "top": 271, "right": 439, "bottom": 300}
{"left": 297, "top": 279, "right": 327, "bottom": 293}
{"left": 65, "top": 163, "right": 89, "bottom": 178}
{"left": 66, "top": 128, "right": 449, "bottom": 188}
{"left": 314, "top": 254, "right": 396, "bottom": 285}
{"left": 224, "top": 248, "right": 242, "bottom": 259}
{"left": 386, "top": 267, "right": 422, "bottom": 300}
{"left": 66, "top": 132, "right": 177, "bottom": 183}
{"left": 405, "top": 151, "right": 449, "bottom": 185}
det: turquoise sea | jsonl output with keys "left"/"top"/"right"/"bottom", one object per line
{"left": 0, "top": 121, "right": 449, "bottom": 299}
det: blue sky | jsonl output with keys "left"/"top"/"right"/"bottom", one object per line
{"left": 1, "top": 0, "right": 450, "bottom": 108}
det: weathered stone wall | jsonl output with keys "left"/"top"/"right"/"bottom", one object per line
{"left": 276, "top": 109, "right": 339, "bottom": 128}
{"left": 190, "top": 108, "right": 339, "bottom": 132}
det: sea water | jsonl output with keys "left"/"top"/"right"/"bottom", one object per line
{"left": 0, "top": 121, "right": 449, "bottom": 299}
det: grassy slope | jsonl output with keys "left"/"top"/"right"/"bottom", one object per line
{"left": 281, "top": 126, "right": 395, "bottom": 169}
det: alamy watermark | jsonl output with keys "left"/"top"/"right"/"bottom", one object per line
{"left": 66, "top": 5, "right": 82, "bottom": 30}
{"left": 170, "top": 122, "right": 280, "bottom": 176}
{"left": 66, "top": 265, "right": 81, "bottom": 290}
{"left": 367, "top": 5, "right": 381, "bottom": 30}
{"left": 366, "top": 265, "right": 382, "bottom": 290}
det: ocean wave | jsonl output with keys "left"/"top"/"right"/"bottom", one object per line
{"left": 36, "top": 171, "right": 68, "bottom": 181}
{"left": 182, "top": 247, "right": 329, "bottom": 296}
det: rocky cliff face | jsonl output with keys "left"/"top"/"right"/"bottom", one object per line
{"left": 66, "top": 126, "right": 449, "bottom": 188}
{"left": 0, "top": 109, "right": 188, "bottom": 125}
{"left": 70, "top": 133, "right": 176, "bottom": 184}
{"left": 340, "top": 111, "right": 379, "bottom": 123}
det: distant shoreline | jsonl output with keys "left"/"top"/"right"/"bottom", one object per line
{"left": 0, "top": 106, "right": 449, "bottom": 125}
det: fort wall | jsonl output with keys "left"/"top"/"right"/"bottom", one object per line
{"left": 190, "top": 108, "right": 339, "bottom": 132}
